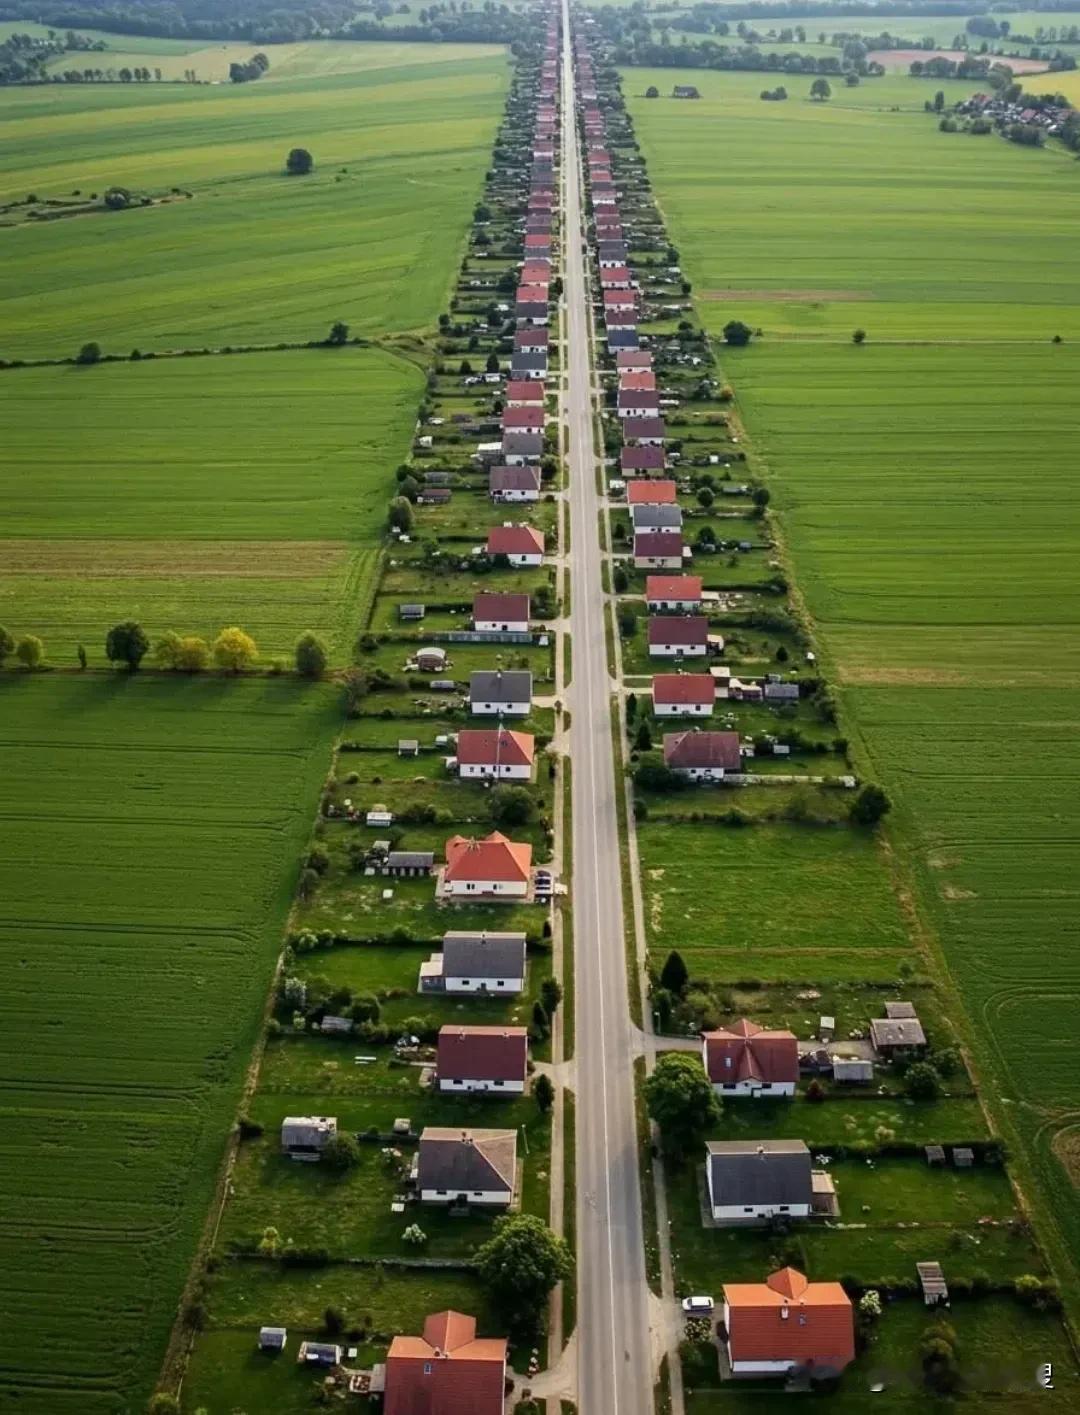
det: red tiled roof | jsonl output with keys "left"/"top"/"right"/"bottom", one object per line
{"left": 601, "top": 266, "right": 633, "bottom": 285}
{"left": 514, "top": 327, "right": 549, "bottom": 348}
{"left": 619, "top": 391, "right": 660, "bottom": 413}
{"left": 703, "top": 1019, "right": 799, "bottom": 1084}
{"left": 648, "top": 616, "right": 708, "bottom": 647}
{"left": 634, "top": 530, "right": 682, "bottom": 558}
{"left": 473, "top": 591, "right": 530, "bottom": 623}
{"left": 623, "top": 418, "right": 665, "bottom": 440}
{"left": 664, "top": 730, "right": 741, "bottom": 771}
{"left": 456, "top": 729, "right": 535, "bottom": 769}
{"left": 437, "top": 1026, "right": 529, "bottom": 1082}
{"left": 487, "top": 526, "right": 544, "bottom": 556}
{"left": 724, "top": 1269, "right": 855, "bottom": 1373}
{"left": 628, "top": 480, "right": 677, "bottom": 505}
{"left": 505, "top": 381, "right": 545, "bottom": 405}
{"left": 653, "top": 674, "right": 715, "bottom": 706}
{"left": 502, "top": 406, "right": 545, "bottom": 431}
{"left": 646, "top": 574, "right": 702, "bottom": 601}
{"left": 521, "top": 260, "right": 552, "bottom": 284}
{"left": 385, "top": 1309, "right": 507, "bottom": 1415}
{"left": 516, "top": 284, "right": 549, "bottom": 304}
{"left": 617, "top": 351, "right": 652, "bottom": 369}
{"left": 620, "top": 371, "right": 657, "bottom": 392}
{"left": 603, "top": 289, "right": 636, "bottom": 306}
{"left": 524, "top": 234, "right": 552, "bottom": 250}
{"left": 444, "top": 831, "right": 532, "bottom": 883}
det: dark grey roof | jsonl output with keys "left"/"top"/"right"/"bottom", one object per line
{"left": 870, "top": 1018, "right": 927, "bottom": 1048}
{"left": 442, "top": 931, "right": 527, "bottom": 978}
{"left": 631, "top": 504, "right": 683, "bottom": 530}
{"left": 502, "top": 432, "right": 544, "bottom": 455}
{"left": 470, "top": 669, "right": 533, "bottom": 701}
{"left": 706, "top": 1139, "right": 812, "bottom": 1206}
{"left": 884, "top": 1000, "right": 917, "bottom": 1020}
{"left": 511, "top": 354, "right": 548, "bottom": 376}
{"left": 417, "top": 1127, "right": 517, "bottom": 1193}
{"left": 607, "top": 330, "right": 640, "bottom": 350}
{"left": 387, "top": 851, "right": 435, "bottom": 869}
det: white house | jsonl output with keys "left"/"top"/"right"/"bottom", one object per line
{"left": 633, "top": 531, "right": 684, "bottom": 570}
{"left": 419, "top": 930, "right": 527, "bottom": 994}
{"left": 436, "top": 1025, "right": 528, "bottom": 1094}
{"left": 652, "top": 674, "right": 715, "bottom": 717}
{"left": 705, "top": 1140, "right": 813, "bottom": 1224}
{"left": 648, "top": 615, "right": 708, "bottom": 657}
{"left": 487, "top": 524, "right": 544, "bottom": 565}
{"left": 469, "top": 669, "right": 533, "bottom": 716}
{"left": 646, "top": 574, "right": 702, "bottom": 612}
{"left": 414, "top": 1128, "right": 517, "bottom": 1206}
{"left": 473, "top": 591, "right": 531, "bottom": 633}
{"left": 723, "top": 1268, "right": 856, "bottom": 1377}
{"left": 280, "top": 1116, "right": 337, "bottom": 1161}
{"left": 442, "top": 831, "right": 532, "bottom": 899}
{"left": 489, "top": 465, "right": 542, "bottom": 502}
{"left": 664, "top": 730, "right": 742, "bottom": 780}
{"left": 455, "top": 728, "right": 534, "bottom": 781}
{"left": 702, "top": 1020, "right": 799, "bottom": 1094}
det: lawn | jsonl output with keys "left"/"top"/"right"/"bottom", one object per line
{"left": 636, "top": 820, "right": 912, "bottom": 982}
{"left": 0, "top": 348, "right": 419, "bottom": 659}
{"left": 0, "top": 48, "right": 508, "bottom": 357}
{"left": 0, "top": 672, "right": 341, "bottom": 1412}
{"left": 629, "top": 62, "right": 1080, "bottom": 1324}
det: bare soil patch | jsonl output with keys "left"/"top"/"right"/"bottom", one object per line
{"left": 0, "top": 539, "right": 348, "bottom": 579}
{"left": 703, "top": 288, "right": 872, "bottom": 303}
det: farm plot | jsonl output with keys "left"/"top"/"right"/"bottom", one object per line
{"left": 0, "top": 48, "right": 508, "bottom": 357}
{"left": 0, "top": 672, "right": 342, "bottom": 1413}
{"left": 629, "top": 66, "right": 1080, "bottom": 1318}
{"left": 0, "top": 348, "right": 419, "bottom": 660}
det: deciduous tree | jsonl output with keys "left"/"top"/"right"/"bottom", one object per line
{"left": 285, "top": 147, "right": 313, "bottom": 175}
{"left": 644, "top": 1051, "right": 721, "bottom": 1158}
{"left": 15, "top": 634, "right": 44, "bottom": 668}
{"left": 475, "top": 1214, "right": 573, "bottom": 1326}
{"left": 105, "top": 620, "right": 149, "bottom": 670}
{"left": 295, "top": 631, "right": 328, "bottom": 678}
{"left": 212, "top": 626, "right": 257, "bottom": 673}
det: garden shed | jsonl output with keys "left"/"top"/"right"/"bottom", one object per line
{"left": 952, "top": 1147, "right": 975, "bottom": 1168}
{"left": 259, "top": 1326, "right": 287, "bottom": 1352}
{"left": 924, "top": 1144, "right": 946, "bottom": 1166}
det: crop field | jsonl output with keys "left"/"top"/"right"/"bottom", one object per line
{"left": 0, "top": 46, "right": 507, "bottom": 358}
{"left": 0, "top": 347, "right": 421, "bottom": 659}
{"left": 0, "top": 673, "right": 341, "bottom": 1412}
{"left": 628, "top": 66, "right": 1080, "bottom": 1319}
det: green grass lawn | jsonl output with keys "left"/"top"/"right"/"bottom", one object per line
{"left": 0, "top": 348, "right": 419, "bottom": 659}
{"left": 636, "top": 819, "right": 911, "bottom": 982}
{"left": 629, "top": 62, "right": 1080, "bottom": 1324}
{"left": 0, "top": 48, "right": 508, "bottom": 357}
{"left": 0, "top": 672, "right": 341, "bottom": 1411}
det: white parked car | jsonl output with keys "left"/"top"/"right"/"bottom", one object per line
{"left": 682, "top": 1295, "right": 714, "bottom": 1315}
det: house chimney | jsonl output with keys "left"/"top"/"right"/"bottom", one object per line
{"left": 756, "top": 1145, "right": 765, "bottom": 1156}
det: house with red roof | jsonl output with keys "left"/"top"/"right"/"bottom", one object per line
{"left": 623, "top": 416, "right": 665, "bottom": 445}
{"left": 521, "top": 259, "right": 552, "bottom": 285}
{"left": 455, "top": 729, "right": 535, "bottom": 782}
{"left": 514, "top": 327, "right": 549, "bottom": 354}
{"left": 646, "top": 574, "right": 702, "bottom": 611}
{"left": 633, "top": 530, "right": 683, "bottom": 569}
{"left": 664, "top": 729, "right": 742, "bottom": 781}
{"left": 652, "top": 674, "right": 715, "bottom": 717}
{"left": 622, "top": 445, "right": 666, "bottom": 476}
{"left": 473, "top": 591, "right": 530, "bottom": 633}
{"left": 384, "top": 1309, "right": 507, "bottom": 1414}
{"left": 617, "top": 350, "right": 653, "bottom": 370}
{"left": 436, "top": 1025, "right": 529, "bottom": 1093}
{"left": 603, "top": 288, "right": 637, "bottom": 313}
{"left": 600, "top": 265, "right": 634, "bottom": 290}
{"left": 722, "top": 1267, "right": 855, "bottom": 1378}
{"left": 703, "top": 1019, "right": 799, "bottom": 1094}
{"left": 502, "top": 406, "right": 545, "bottom": 433}
{"left": 505, "top": 380, "right": 545, "bottom": 407}
{"left": 487, "top": 525, "right": 544, "bottom": 566}
{"left": 628, "top": 479, "right": 677, "bottom": 506}
{"left": 524, "top": 233, "right": 552, "bottom": 255}
{"left": 620, "top": 370, "right": 657, "bottom": 393}
{"left": 442, "top": 832, "right": 532, "bottom": 899}
{"left": 648, "top": 616, "right": 709, "bottom": 657}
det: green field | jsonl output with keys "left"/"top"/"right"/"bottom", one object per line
{"left": 0, "top": 672, "right": 342, "bottom": 1412}
{"left": 628, "top": 65, "right": 1080, "bottom": 1323}
{"left": 0, "top": 347, "right": 420, "bottom": 660}
{"left": 0, "top": 46, "right": 507, "bottom": 357}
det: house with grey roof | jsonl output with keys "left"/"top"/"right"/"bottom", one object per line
{"left": 414, "top": 1127, "right": 517, "bottom": 1207}
{"left": 511, "top": 352, "right": 548, "bottom": 381}
{"left": 705, "top": 1139, "right": 836, "bottom": 1225}
{"left": 419, "top": 931, "right": 527, "bottom": 995}
{"left": 869, "top": 1016, "right": 927, "bottom": 1057}
{"left": 469, "top": 669, "right": 533, "bottom": 717}
{"left": 631, "top": 503, "right": 683, "bottom": 532}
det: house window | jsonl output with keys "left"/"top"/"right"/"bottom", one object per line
{"left": 437, "top": 1189, "right": 447, "bottom": 1195}
{"left": 779, "top": 1205, "right": 789, "bottom": 1212}
{"left": 494, "top": 1079, "right": 504, "bottom": 1087}
{"left": 496, "top": 980, "right": 505, "bottom": 988}
{"left": 473, "top": 1191, "right": 483, "bottom": 1197}
{"left": 424, "top": 1362, "right": 433, "bottom": 1375}
{"left": 743, "top": 1206, "right": 754, "bottom": 1213}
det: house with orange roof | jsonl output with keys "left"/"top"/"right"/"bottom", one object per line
{"left": 487, "top": 525, "right": 545, "bottom": 566}
{"left": 627, "top": 479, "right": 677, "bottom": 506}
{"left": 722, "top": 1267, "right": 855, "bottom": 1378}
{"left": 703, "top": 1019, "right": 799, "bottom": 1096}
{"left": 442, "top": 831, "right": 532, "bottom": 899}
{"left": 384, "top": 1309, "right": 507, "bottom": 1414}
{"left": 646, "top": 574, "right": 702, "bottom": 611}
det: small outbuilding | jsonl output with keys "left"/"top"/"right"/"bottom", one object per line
{"left": 259, "top": 1326, "right": 287, "bottom": 1352}
{"left": 924, "top": 1144, "right": 946, "bottom": 1167}
{"left": 399, "top": 603, "right": 425, "bottom": 621}
{"left": 952, "top": 1147, "right": 975, "bottom": 1168}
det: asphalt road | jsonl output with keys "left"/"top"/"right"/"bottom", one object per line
{"left": 561, "top": 5, "right": 655, "bottom": 1412}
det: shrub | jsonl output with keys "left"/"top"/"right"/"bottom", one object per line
{"left": 295, "top": 631, "right": 328, "bottom": 678}
{"left": 322, "top": 1133, "right": 362, "bottom": 1172}
{"left": 15, "top": 634, "right": 44, "bottom": 668}
{"left": 105, "top": 620, "right": 149, "bottom": 670}
{"left": 904, "top": 1062, "right": 941, "bottom": 1101}
{"left": 286, "top": 147, "right": 313, "bottom": 175}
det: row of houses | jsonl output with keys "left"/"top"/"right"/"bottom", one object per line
{"left": 573, "top": 26, "right": 858, "bottom": 1386}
